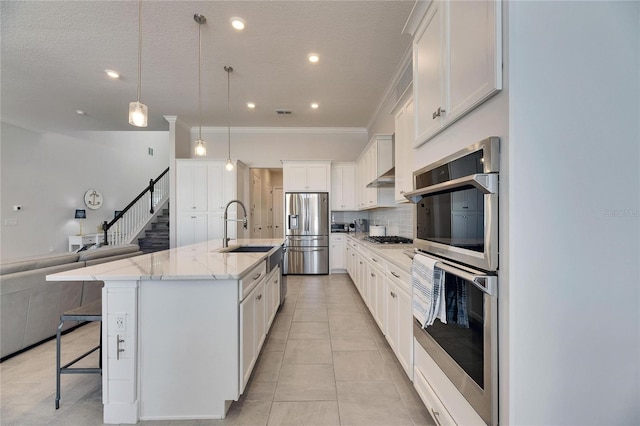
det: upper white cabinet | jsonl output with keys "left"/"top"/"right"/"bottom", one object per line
{"left": 407, "top": 0, "right": 502, "bottom": 147}
{"left": 356, "top": 135, "right": 395, "bottom": 210}
{"left": 175, "top": 159, "right": 248, "bottom": 247}
{"left": 282, "top": 161, "right": 331, "bottom": 192}
{"left": 331, "top": 162, "right": 356, "bottom": 211}
{"left": 393, "top": 94, "right": 414, "bottom": 203}
{"left": 176, "top": 162, "right": 208, "bottom": 211}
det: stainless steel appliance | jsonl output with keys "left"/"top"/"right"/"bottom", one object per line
{"left": 405, "top": 137, "right": 500, "bottom": 425}
{"left": 404, "top": 137, "right": 500, "bottom": 271}
{"left": 411, "top": 251, "right": 497, "bottom": 425}
{"left": 283, "top": 192, "right": 329, "bottom": 275}
{"left": 365, "top": 236, "right": 413, "bottom": 244}
{"left": 331, "top": 223, "right": 349, "bottom": 233}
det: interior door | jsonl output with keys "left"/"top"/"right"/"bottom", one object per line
{"left": 272, "top": 187, "right": 284, "bottom": 238}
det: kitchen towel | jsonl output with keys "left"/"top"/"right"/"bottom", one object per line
{"left": 412, "top": 253, "right": 446, "bottom": 328}
{"left": 446, "top": 276, "right": 469, "bottom": 328}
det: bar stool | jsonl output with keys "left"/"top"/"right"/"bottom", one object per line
{"left": 55, "top": 299, "right": 102, "bottom": 409}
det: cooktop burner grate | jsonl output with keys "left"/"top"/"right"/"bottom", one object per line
{"left": 365, "top": 236, "right": 414, "bottom": 244}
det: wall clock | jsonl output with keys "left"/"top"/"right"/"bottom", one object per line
{"left": 84, "top": 189, "right": 104, "bottom": 210}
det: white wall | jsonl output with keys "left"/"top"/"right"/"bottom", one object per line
{"left": 186, "top": 127, "right": 368, "bottom": 167}
{"left": 507, "top": 2, "right": 639, "bottom": 424}
{"left": 0, "top": 122, "right": 170, "bottom": 259}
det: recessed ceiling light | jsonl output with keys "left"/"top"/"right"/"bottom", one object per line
{"left": 75, "top": 109, "right": 87, "bottom": 115}
{"left": 247, "top": 102, "right": 256, "bottom": 109}
{"left": 311, "top": 103, "right": 319, "bottom": 109}
{"left": 105, "top": 70, "right": 120, "bottom": 79}
{"left": 230, "top": 17, "right": 245, "bottom": 30}
{"left": 308, "top": 53, "right": 320, "bottom": 63}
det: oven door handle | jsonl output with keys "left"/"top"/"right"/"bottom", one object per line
{"left": 403, "top": 173, "right": 498, "bottom": 203}
{"left": 414, "top": 252, "right": 497, "bottom": 296}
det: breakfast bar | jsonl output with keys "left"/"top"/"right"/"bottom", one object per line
{"left": 47, "top": 239, "right": 283, "bottom": 424}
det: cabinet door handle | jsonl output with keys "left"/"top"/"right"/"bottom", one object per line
{"left": 256, "top": 294, "right": 262, "bottom": 301}
{"left": 431, "top": 408, "right": 442, "bottom": 426}
{"left": 391, "top": 271, "right": 400, "bottom": 278}
{"left": 372, "top": 258, "right": 378, "bottom": 263}
{"left": 116, "top": 335, "right": 125, "bottom": 360}
{"left": 252, "top": 273, "right": 262, "bottom": 281}
{"left": 370, "top": 273, "right": 375, "bottom": 277}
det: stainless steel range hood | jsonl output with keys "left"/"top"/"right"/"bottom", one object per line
{"left": 366, "top": 167, "right": 395, "bottom": 188}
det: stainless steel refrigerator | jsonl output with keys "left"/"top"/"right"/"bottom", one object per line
{"left": 283, "top": 192, "right": 329, "bottom": 275}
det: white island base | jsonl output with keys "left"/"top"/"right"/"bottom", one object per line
{"left": 48, "top": 239, "right": 283, "bottom": 424}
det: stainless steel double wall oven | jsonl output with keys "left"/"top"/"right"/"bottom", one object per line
{"left": 405, "top": 137, "right": 500, "bottom": 425}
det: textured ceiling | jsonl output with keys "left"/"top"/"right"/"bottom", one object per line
{"left": 1, "top": 1, "right": 414, "bottom": 132}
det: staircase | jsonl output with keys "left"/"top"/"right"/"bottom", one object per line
{"left": 138, "top": 206, "right": 170, "bottom": 254}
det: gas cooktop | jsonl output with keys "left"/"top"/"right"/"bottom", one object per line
{"left": 365, "top": 236, "right": 414, "bottom": 244}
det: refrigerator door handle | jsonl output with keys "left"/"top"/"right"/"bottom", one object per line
{"left": 304, "top": 198, "right": 309, "bottom": 232}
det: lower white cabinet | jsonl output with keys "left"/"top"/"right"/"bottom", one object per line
{"left": 344, "top": 235, "right": 414, "bottom": 382}
{"left": 240, "top": 279, "right": 265, "bottom": 392}
{"left": 368, "top": 255, "right": 386, "bottom": 331}
{"left": 385, "top": 265, "right": 414, "bottom": 379}
{"left": 176, "top": 212, "right": 208, "bottom": 247}
{"left": 265, "top": 266, "right": 280, "bottom": 328}
{"left": 330, "top": 234, "right": 346, "bottom": 272}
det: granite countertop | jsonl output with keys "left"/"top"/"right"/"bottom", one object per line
{"left": 345, "top": 233, "right": 414, "bottom": 272}
{"left": 47, "top": 238, "right": 284, "bottom": 282}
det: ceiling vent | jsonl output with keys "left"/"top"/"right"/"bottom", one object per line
{"left": 275, "top": 109, "right": 292, "bottom": 115}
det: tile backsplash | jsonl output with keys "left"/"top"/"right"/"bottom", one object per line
{"left": 331, "top": 204, "right": 414, "bottom": 238}
{"left": 369, "top": 204, "right": 414, "bottom": 238}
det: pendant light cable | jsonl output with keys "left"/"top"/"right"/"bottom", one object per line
{"left": 128, "top": 0, "right": 148, "bottom": 127}
{"left": 136, "top": 0, "right": 142, "bottom": 104}
{"left": 224, "top": 65, "right": 234, "bottom": 171}
{"left": 194, "top": 14, "right": 207, "bottom": 156}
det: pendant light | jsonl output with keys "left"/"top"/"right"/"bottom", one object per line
{"left": 194, "top": 14, "right": 207, "bottom": 156}
{"left": 224, "top": 65, "right": 234, "bottom": 171}
{"left": 129, "top": 0, "right": 148, "bottom": 127}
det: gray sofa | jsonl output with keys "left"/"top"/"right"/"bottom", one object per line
{"left": 0, "top": 244, "right": 143, "bottom": 359}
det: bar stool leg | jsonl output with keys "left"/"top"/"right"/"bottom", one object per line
{"left": 55, "top": 320, "right": 63, "bottom": 409}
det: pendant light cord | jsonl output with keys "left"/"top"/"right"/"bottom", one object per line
{"left": 137, "top": 0, "right": 142, "bottom": 103}
{"left": 227, "top": 67, "right": 231, "bottom": 158}
{"left": 198, "top": 19, "right": 202, "bottom": 140}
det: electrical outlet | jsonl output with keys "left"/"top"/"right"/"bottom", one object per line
{"left": 114, "top": 314, "right": 126, "bottom": 332}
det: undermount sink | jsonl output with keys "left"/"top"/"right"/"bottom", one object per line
{"left": 224, "top": 246, "right": 274, "bottom": 253}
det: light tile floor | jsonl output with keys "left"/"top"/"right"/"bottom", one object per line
{"left": 1, "top": 274, "right": 434, "bottom": 425}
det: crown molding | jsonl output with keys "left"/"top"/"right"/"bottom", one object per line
{"left": 195, "top": 126, "right": 368, "bottom": 135}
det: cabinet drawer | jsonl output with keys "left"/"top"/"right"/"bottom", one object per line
{"left": 386, "top": 264, "right": 411, "bottom": 294}
{"left": 413, "top": 364, "right": 457, "bottom": 426}
{"left": 240, "top": 261, "right": 266, "bottom": 300}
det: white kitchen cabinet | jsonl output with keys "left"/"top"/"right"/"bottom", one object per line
{"left": 208, "top": 163, "right": 237, "bottom": 211}
{"left": 176, "top": 212, "right": 208, "bottom": 247}
{"left": 368, "top": 254, "right": 386, "bottom": 331}
{"left": 408, "top": 0, "right": 502, "bottom": 148}
{"left": 393, "top": 95, "right": 415, "bottom": 203}
{"left": 240, "top": 277, "right": 266, "bottom": 392}
{"left": 331, "top": 163, "right": 356, "bottom": 211}
{"left": 176, "top": 160, "right": 248, "bottom": 247}
{"left": 356, "top": 135, "right": 396, "bottom": 210}
{"left": 176, "top": 162, "right": 208, "bottom": 211}
{"left": 265, "top": 266, "right": 281, "bottom": 328}
{"left": 385, "top": 264, "right": 414, "bottom": 379}
{"left": 282, "top": 161, "right": 331, "bottom": 192}
{"left": 330, "top": 233, "right": 346, "bottom": 273}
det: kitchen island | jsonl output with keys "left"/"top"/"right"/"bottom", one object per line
{"left": 47, "top": 238, "right": 283, "bottom": 424}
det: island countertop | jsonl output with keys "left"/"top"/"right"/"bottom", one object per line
{"left": 47, "top": 238, "right": 284, "bottom": 282}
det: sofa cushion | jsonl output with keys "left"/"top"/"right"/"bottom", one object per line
{"left": 77, "top": 244, "right": 141, "bottom": 261}
{"left": 0, "top": 252, "right": 80, "bottom": 276}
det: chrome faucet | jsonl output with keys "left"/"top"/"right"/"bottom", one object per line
{"left": 223, "top": 199, "right": 248, "bottom": 247}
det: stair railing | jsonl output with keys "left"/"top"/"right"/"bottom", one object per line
{"left": 102, "top": 167, "right": 169, "bottom": 246}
